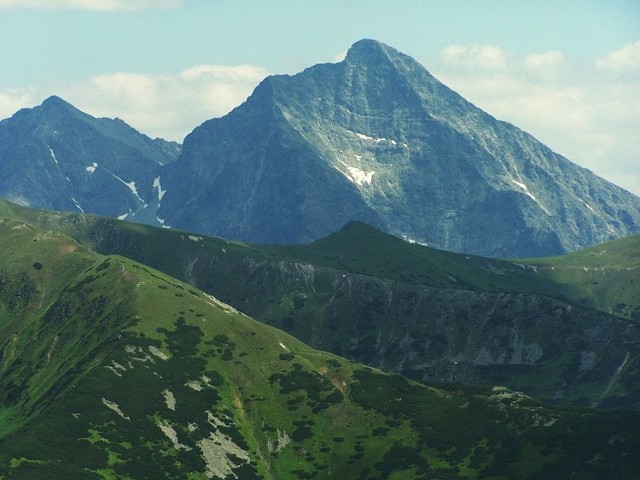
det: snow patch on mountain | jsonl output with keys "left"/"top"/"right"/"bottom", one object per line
{"left": 355, "top": 132, "right": 385, "bottom": 143}
{"left": 511, "top": 179, "right": 537, "bottom": 202}
{"left": 157, "top": 216, "right": 171, "bottom": 228}
{"left": 580, "top": 199, "right": 596, "bottom": 213}
{"left": 111, "top": 173, "right": 144, "bottom": 203}
{"left": 71, "top": 197, "right": 84, "bottom": 213}
{"left": 510, "top": 179, "right": 553, "bottom": 216}
{"left": 153, "top": 176, "right": 166, "bottom": 202}
{"left": 336, "top": 160, "right": 375, "bottom": 186}
{"left": 347, "top": 130, "right": 405, "bottom": 147}
{"left": 48, "top": 146, "right": 59, "bottom": 165}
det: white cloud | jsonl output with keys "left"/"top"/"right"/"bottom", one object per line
{"left": 332, "top": 50, "right": 348, "bottom": 63}
{"left": 442, "top": 44, "right": 507, "bottom": 71}
{"left": 59, "top": 64, "right": 268, "bottom": 141}
{"left": 596, "top": 40, "right": 640, "bottom": 74}
{"left": 434, "top": 42, "right": 640, "bottom": 196}
{"left": 0, "top": 88, "right": 37, "bottom": 119}
{"left": 0, "top": 64, "right": 268, "bottom": 142}
{"left": 523, "top": 51, "right": 566, "bottom": 80}
{"left": 0, "top": 0, "right": 182, "bottom": 11}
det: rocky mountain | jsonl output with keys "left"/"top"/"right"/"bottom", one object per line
{"left": 5, "top": 198, "right": 639, "bottom": 409}
{"left": 2, "top": 41, "right": 639, "bottom": 258}
{"left": 159, "top": 39, "right": 640, "bottom": 257}
{"left": 0, "top": 95, "right": 179, "bottom": 224}
{"left": 1, "top": 212, "right": 639, "bottom": 479}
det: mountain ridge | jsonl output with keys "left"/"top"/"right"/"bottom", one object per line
{"left": 0, "top": 95, "right": 180, "bottom": 223}
{"left": 1, "top": 40, "right": 639, "bottom": 258}
{"left": 158, "top": 39, "right": 640, "bottom": 257}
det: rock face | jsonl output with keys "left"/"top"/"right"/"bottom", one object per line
{"left": 0, "top": 95, "right": 180, "bottom": 223}
{"left": 160, "top": 39, "right": 640, "bottom": 257}
{"left": 179, "top": 253, "right": 640, "bottom": 410}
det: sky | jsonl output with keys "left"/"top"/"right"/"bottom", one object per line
{"left": 1, "top": 0, "right": 639, "bottom": 195}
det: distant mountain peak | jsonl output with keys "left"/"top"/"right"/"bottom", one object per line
{"left": 343, "top": 38, "right": 409, "bottom": 72}
{"left": 39, "top": 95, "right": 80, "bottom": 114}
{"left": 344, "top": 39, "right": 429, "bottom": 75}
{"left": 0, "top": 96, "right": 180, "bottom": 222}
{"left": 345, "top": 38, "right": 389, "bottom": 58}
{"left": 42, "top": 94, "right": 70, "bottom": 106}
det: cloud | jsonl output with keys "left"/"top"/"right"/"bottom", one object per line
{"left": 59, "top": 64, "right": 268, "bottom": 141}
{"left": 442, "top": 44, "right": 507, "bottom": 71}
{"left": 0, "top": 64, "right": 268, "bottom": 142}
{"left": 434, "top": 43, "right": 640, "bottom": 196}
{"left": 522, "top": 51, "right": 566, "bottom": 80}
{"left": 596, "top": 40, "right": 640, "bottom": 74}
{"left": 0, "top": 88, "right": 37, "bottom": 119}
{"left": 0, "top": 0, "right": 182, "bottom": 11}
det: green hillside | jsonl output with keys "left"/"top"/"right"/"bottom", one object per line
{"left": 1, "top": 200, "right": 639, "bottom": 409}
{"left": 522, "top": 234, "right": 640, "bottom": 320}
{"left": 1, "top": 216, "right": 640, "bottom": 478}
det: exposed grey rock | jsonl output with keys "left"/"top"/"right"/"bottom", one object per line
{"left": 160, "top": 39, "right": 640, "bottom": 257}
{"left": 200, "top": 254, "right": 640, "bottom": 409}
{"left": 0, "top": 95, "right": 180, "bottom": 223}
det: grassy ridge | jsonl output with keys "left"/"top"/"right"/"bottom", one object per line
{"left": 522, "top": 234, "right": 640, "bottom": 320}
{"left": 1, "top": 217, "right": 639, "bottom": 478}
{"left": 2, "top": 199, "right": 637, "bottom": 321}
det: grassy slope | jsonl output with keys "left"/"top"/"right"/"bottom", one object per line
{"left": 522, "top": 234, "right": 640, "bottom": 320}
{"left": 262, "top": 221, "right": 640, "bottom": 321}
{"left": 1, "top": 218, "right": 639, "bottom": 478}
{"left": 1, "top": 201, "right": 639, "bottom": 409}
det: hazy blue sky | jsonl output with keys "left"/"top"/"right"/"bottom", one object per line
{"left": 1, "top": 0, "right": 639, "bottom": 194}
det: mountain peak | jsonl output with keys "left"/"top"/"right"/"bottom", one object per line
{"left": 342, "top": 39, "right": 436, "bottom": 88}
{"left": 42, "top": 94, "right": 68, "bottom": 105}
{"left": 347, "top": 38, "right": 388, "bottom": 53}
{"left": 35, "top": 95, "right": 89, "bottom": 123}
{"left": 345, "top": 38, "right": 396, "bottom": 64}
{"left": 40, "top": 95, "right": 77, "bottom": 112}
{"left": 160, "top": 40, "right": 640, "bottom": 257}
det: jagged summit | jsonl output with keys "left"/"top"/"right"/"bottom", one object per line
{"left": 2, "top": 95, "right": 78, "bottom": 127}
{"left": 33, "top": 95, "right": 91, "bottom": 123}
{"left": 344, "top": 39, "right": 422, "bottom": 70}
